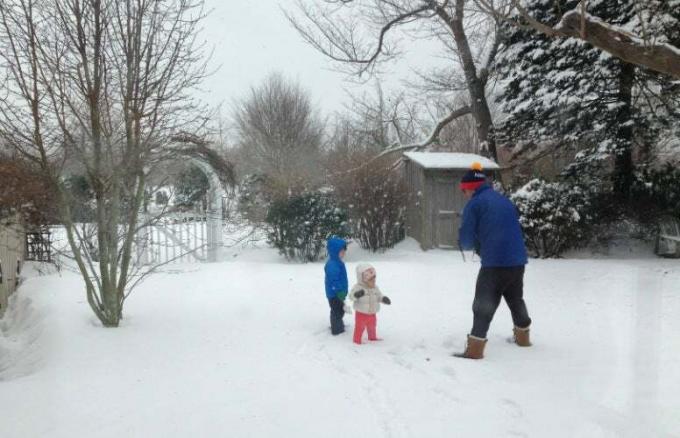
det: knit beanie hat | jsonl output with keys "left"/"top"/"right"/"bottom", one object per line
{"left": 459, "top": 162, "right": 487, "bottom": 191}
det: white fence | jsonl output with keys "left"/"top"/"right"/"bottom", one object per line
{"left": 139, "top": 217, "right": 209, "bottom": 264}
{"left": 48, "top": 207, "right": 226, "bottom": 269}
{"left": 136, "top": 212, "right": 222, "bottom": 265}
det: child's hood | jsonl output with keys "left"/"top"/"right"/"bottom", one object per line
{"left": 326, "top": 237, "right": 347, "bottom": 261}
{"left": 355, "top": 263, "right": 375, "bottom": 286}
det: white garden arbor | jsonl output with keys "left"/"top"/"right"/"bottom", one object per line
{"left": 137, "top": 137, "right": 234, "bottom": 265}
{"left": 192, "top": 157, "right": 225, "bottom": 262}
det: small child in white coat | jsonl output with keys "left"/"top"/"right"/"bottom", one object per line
{"left": 350, "top": 263, "right": 391, "bottom": 344}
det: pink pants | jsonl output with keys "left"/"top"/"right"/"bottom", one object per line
{"left": 354, "top": 311, "right": 378, "bottom": 344}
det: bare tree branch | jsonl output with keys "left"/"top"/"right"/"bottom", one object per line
{"left": 286, "top": 1, "right": 435, "bottom": 75}
{"left": 288, "top": 0, "right": 502, "bottom": 161}
{"left": 333, "top": 103, "right": 471, "bottom": 174}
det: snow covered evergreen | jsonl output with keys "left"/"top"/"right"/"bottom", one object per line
{"left": 496, "top": 0, "right": 680, "bottom": 195}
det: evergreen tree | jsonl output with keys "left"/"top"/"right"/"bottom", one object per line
{"left": 63, "top": 175, "right": 96, "bottom": 222}
{"left": 496, "top": 0, "right": 680, "bottom": 198}
{"left": 174, "top": 165, "right": 209, "bottom": 211}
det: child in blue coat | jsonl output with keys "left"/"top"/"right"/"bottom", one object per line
{"left": 325, "top": 237, "right": 348, "bottom": 335}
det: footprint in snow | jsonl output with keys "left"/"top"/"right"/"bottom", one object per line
{"left": 500, "top": 398, "right": 524, "bottom": 419}
{"left": 312, "top": 328, "right": 328, "bottom": 336}
{"left": 432, "top": 386, "right": 461, "bottom": 404}
{"left": 390, "top": 354, "right": 414, "bottom": 370}
{"left": 442, "top": 366, "right": 457, "bottom": 381}
{"left": 411, "top": 339, "right": 427, "bottom": 350}
{"left": 442, "top": 336, "right": 458, "bottom": 349}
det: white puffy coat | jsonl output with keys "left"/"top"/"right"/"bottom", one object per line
{"left": 350, "top": 263, "right": 383, "bottom": 315}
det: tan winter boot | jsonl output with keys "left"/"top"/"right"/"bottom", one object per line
{"left": 513, "top": 326, "right": 532, "bottom": 347}
{"left": 453, "top": 335, "right": 487, "bottom": 359}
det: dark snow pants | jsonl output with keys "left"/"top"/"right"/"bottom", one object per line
{"left": 470, "top": 266, "right": 531, "bottom": 339}
{"left": 328, "top": 297, "right": 345, "bottom": 335}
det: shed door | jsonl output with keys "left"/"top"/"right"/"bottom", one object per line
{"left": 433, "top": 177, "right": 464, "bottom": 249}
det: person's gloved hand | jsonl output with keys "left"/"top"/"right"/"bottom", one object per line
{"left": 353, "top": 289, "right": 365, "bottom": 299}
{"left": 337, "top": 291, "right": 347, "bottom": 301}
{"left": 381, "top": 296, "right": 391, "bottom": 305}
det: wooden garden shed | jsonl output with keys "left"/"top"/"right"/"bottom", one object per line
{"left": 403, "top": 152, "right": 499, "bottom": 250}
{"left": 0, "top": 218, "right": 25, "bottom": 317}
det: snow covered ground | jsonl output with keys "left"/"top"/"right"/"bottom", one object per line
{"left": 1, "top": 239, "right": 679, "bottom": 438}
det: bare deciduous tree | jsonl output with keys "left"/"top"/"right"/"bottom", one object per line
{"left": 287, "top": 0, "right": 504, "bottom": 161}
{"left": 0, "top": 0, "right": 210, "bottom": 327}
{"left": 233, "top": 73, "right": 324, "bottom": 198}
{"left": 335, "top": 83, "right": 425, "bottom": 152}
{"left": 329, "top": 152, "right": 407, "bottom": 252}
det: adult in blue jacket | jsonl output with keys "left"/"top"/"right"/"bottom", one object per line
{"left": 454, "top": 164, "right": 532, "bottom": 360}
{"left": 325, "top": 237, "right": 348, "bottom": 335}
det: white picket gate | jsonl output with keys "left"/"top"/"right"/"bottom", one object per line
{"left": 137, "top": 211, "right": 223, "bottom": 265}
{"left": 140, "top": 216, "right": 207, "bottom": 264}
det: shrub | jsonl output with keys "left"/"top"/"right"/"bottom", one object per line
{"left": 511, "top": 179, "right": 594, "bottom": 258}
{"left": 265, "top": 192, "right": 349, "bottom": 262}
{"left": 0, "top": 157, "right": 56, "bottom": 226}
{"left": 330, "top": 153, "right": 406, "bottom": 252}
{"left": 631, "top": 164, "right": 680, "bottom": 219}
{"left": 238, "top": 173, "right": 314, "bottom": 225}
{"left": 174, "top": 165, "right": 209, "bottom": 211}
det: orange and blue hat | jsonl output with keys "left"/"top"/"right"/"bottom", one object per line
{"left": 459, "top": 162, "right": 487, "bottom": 191}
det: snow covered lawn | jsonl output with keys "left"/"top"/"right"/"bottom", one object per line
{"left": 1, "top": 241, "right": 679, "bottom": 438}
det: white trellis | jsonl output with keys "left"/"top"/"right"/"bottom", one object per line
{"left": 194, "top": 158, "right": 224, "bottom": 263}
{"left": 137, "top": 157, "right": 225, "bottom": 265}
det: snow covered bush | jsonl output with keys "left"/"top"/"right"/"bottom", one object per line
{"left": 512, "top": 179, "right": 594, "bottom": 258}
{"left": 238, "top": 172, "right": 316, "bottom": 225}
{"left": 631, "top": 164, "right": 680, "bottom": 219}
{"left": 265, "top": 193, "right": 349, "bottom": 262}
{"left": 330, "top": 154, "right": 406, "bottom": 252}
{"left": 174, "top": 165, "right": 209, "bottom": 211}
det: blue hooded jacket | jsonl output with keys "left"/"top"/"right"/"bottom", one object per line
{"left": 459, "top": 184, "right": 528, "bottom": 267}
{"left": 324, "top": 238, "right": 348, "bottom": 299}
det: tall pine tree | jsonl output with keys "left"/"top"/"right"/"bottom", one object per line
{"left": 496, "top": 0, "right": 680, "bottom": 199}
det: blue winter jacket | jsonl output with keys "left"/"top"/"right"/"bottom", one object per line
{"left": 459, "top": 184, "right": 528, "bottom": 267}
{"left": 324, "top": 238, "right": 348, "bottom": 299}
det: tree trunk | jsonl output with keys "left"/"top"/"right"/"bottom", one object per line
{"left": 436, "top": 0, "right": 498, "bottom": 161}
{"left": 613, "top": 61, "right": 635, "bottom": 200}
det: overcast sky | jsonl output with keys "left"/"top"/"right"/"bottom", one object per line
{"left": 199, "top": 0, "right": 446, "bottom": 119}
{"left": 200, "top": 1, "right": 352, "bottom": 116}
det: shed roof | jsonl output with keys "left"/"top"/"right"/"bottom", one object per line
{"left": 403, "top": 152, "right": 499, "bottom": 170}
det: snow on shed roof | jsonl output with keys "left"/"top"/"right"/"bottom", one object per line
{"left": 403, "top": 152, "right": 500, "bottom": 170}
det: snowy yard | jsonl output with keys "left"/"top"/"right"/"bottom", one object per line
{"left": 1, "top": 240, "right": 679, "bottom": 438}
